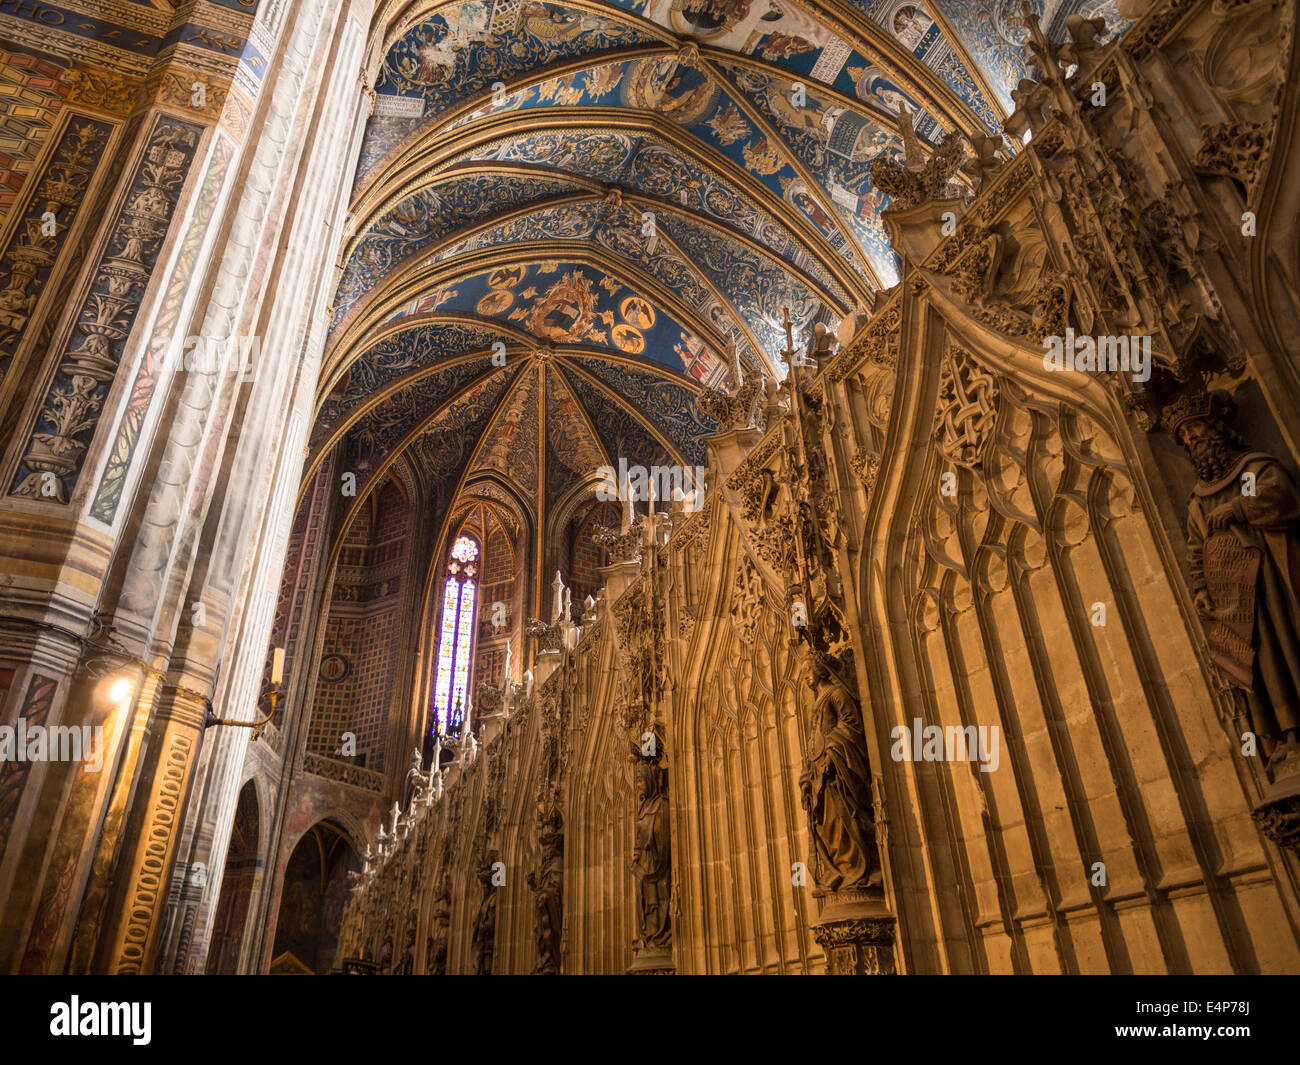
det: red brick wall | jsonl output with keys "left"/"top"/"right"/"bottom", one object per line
{"left": 307, "top": 480, "right": 410, "bottom": 771}
{"left": 567, "top": 501, "right": 619, "bottom": 615}
{"left": 472, "top": 521, "right": 516, "bottom": 696}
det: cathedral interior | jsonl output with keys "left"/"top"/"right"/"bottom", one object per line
{"left": 0, "top": 0, "right": 1298, "bottom": 978}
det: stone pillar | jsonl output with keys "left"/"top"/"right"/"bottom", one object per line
{"left": 812, "top": 893, "right": 897, "bottom": 975}
{"left": 95, "top": 688, "right": 208, "bottom": 973}
{"left": 0, "top": 0, "right": 372, "bottom": 975}
{"left": 0, "top": 96, "right": 207, "bottom": 974}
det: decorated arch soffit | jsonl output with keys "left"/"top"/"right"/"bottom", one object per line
{"left": 332, "top": 190, "right": 843, "bottom": 375}
{"left": 341, "top": 0, "right": 1019, "bottom": 327}
{"left": 340, "top": 0, "right": 1136, "bottom": 353}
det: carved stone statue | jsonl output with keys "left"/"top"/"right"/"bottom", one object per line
{"left": 396, "top": 923, "right": 416, "bottom": 975}
{"left": 798, "top": 654, "right": 881, "bottom": 895}
{"left": 1166, "top": 392, "right": 1300, "bottom": 770}
{"left": 527, "top": 816, "right": 563, "bottom": 974}
{"left": 403, "top": 745, "right": 428, "bottom": 808}
{"left": 427, "top": 872, "right": 450, "bottom": 975}
{"left": 629, "top": 756, "right": 671, "bottom": 954}
{"left": 470, "top": 852, "right": 498, "bottom": 975}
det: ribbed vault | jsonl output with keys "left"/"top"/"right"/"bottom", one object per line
{"left": 311, "top": 0, "right": 1131, "bottom": 596}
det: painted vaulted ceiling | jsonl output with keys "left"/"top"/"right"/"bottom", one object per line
{"left": 317, "top": 0, "right": 1129, "bottom": 559}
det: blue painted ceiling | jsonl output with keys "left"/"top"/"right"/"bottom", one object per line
{"left": 318, "top": 0, "right": 1129, "bottom": 532}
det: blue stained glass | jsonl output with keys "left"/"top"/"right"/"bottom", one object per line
{"left": 431, "top": 536, "right": 480, "bottom": 735}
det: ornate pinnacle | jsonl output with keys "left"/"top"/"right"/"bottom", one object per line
{"left": 780, "top": 307, "right": 798, "bottom": 374}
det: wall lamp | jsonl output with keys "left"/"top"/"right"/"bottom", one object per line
{"left": 204, "top": 647, "right": 284, "bottom": 740}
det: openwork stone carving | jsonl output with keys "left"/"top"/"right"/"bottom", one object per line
{"left": 934, "top": 346, "right": 999, "bottom": 470}
{"left": 870, "top": 116, "right": 968, "bottom": 211}
{"left": 727, "top": 436, "right": 782, "bottom": 524}
{"left": 526, "top": 617, "right": 562, "bottom": 653}
{"left": 827, "top": 295, "right": 901, "bottom": 382}
{"left": 696, "top": 343, "right": 761, "bottom": 431}
{"left": 1194, "top": 120, "right": 1269, "bottom": 204}
{"left": 593, "top": 519, "right": 643, "bottom": 564}
{"left": 476, "top": 681, "right": 504, "bottom": 715}
{"left": 977, "top": 161, "right": 1033, "bottom": 224}
{"left": 697, "top": 376, "right": 760, "bottom": 431}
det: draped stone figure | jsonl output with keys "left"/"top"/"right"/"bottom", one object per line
{"left": 1166, "top": 392, "right": 1300, "bottom": 771}
{"left": 426, "top": 873, "right": 451, "bottom": 975}
{"left": 629, "top": 757, "right": 671, "bottom": 954}
{"left": 470, "top": 853, "right": 498, "bottom": 975}
{"left": 798, "top": 655, "right": 880, "bottom": 894}
{"left": 395, "top": 924, "right": 416, "bottom": 975}
{"left": 527, "top": 818, "right": 563, "bottom": 974}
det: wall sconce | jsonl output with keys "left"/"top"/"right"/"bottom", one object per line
{"left": 204, "top": 647, "right": 284, "bottom": 739}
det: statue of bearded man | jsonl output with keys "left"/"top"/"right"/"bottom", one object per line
{"left": 1166, "top": 391, "right": 1300, "bottom": 771}
{"left": 629, "top": 757, "right": 671, "bottom": 951}
{"left": 798, "top": 653, "right": 880, "bottom": 894}
{"left": 528, "top": 817, "right": 563, "bottom": 974}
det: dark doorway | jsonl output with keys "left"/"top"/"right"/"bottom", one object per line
{"left": 270, "top": 820, "right": 358, "bottom": 973}
{"left": 206, "top": 781, "right": 260, "bottom": 974}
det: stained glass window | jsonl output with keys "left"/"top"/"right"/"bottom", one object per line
{"left": 431, "top": 535, "right": 479, "bottom": 735}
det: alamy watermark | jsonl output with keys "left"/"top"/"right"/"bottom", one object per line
{"left": 50, "top": 997, "right": 150, "bottom": 1045}
{"left": 595, "top": 458, "right": 706, "bottom": 512}
{"left": 891, "top": 718, "right": 1000, "bottom": 772}
{"left": 1043, "top": 329, "right": 1151, "bottom": 383}
{"left": 0, "top": 720, "right": 103, "bottom": 771}
{"left": 151, "top": 333, "right": 261, "bottom": 382}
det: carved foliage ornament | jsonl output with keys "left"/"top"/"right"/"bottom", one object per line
{"left": 932, "top": 210, "right": 1073, "bottom": 343}
{"left": 526, "top": 617, "right": 562, "bottom": 653}
{"left": 0, "top": 119, "right": 111, "bottom": 372}
{"left": 730, "top": 554, "right": 766, "bottom": 642}
{"left": 11, "top": 116, "right": 201, "bottom": 502}
{"left": 1194, "top": 120, "right": 1270, "bottom": 205}
{"left": 827, "top": 296, "right": 901, "bottom": 383}
{"left": 870, "top": 129, "right": 969, "bottom": 211}
{"left": 593, "top": 519, "right": 643, "bottom": 564}
{"left": 851, "top": 448, "right": 880, "bottom": 493}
